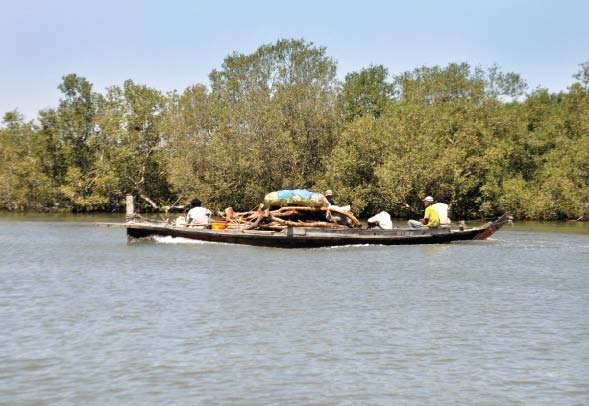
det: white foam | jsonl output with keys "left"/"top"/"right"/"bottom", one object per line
{"left": 318, "top": 244, "right": 373, "bottom": 250}
{"left": 152, "top": 236, "right": 211, "bottom": 244}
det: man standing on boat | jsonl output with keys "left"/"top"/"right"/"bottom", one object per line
{"left": 408, "top": 196, "right": 440, "bottom": 228}
{"left": 186, "top": 199, "right": 212, "bottom": 228}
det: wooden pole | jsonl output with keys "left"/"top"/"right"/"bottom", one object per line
{"left": 126, "top": 195, "right": 135, "bottom": 222}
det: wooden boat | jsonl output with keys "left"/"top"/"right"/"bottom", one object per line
{"left": 124, "top": 213, "right": 512, "bottom": 248}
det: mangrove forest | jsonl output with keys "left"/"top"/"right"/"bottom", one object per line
{"left": 1, "top": 39, "right": 588, "bottom": 220}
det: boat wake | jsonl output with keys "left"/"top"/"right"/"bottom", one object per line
{"left": 319, "top": 244, "right": 373, "bottom": 250}
{"left": 152, "top": 236, "right": 212, "bottom": 244}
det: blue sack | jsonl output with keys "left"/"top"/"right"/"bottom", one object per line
{"left": 276, "top": 189, "right": 313, "bottom": 199}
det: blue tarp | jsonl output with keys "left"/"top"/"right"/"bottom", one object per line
{"left": 276, "top": 189, "right": 314, "bottom": 200}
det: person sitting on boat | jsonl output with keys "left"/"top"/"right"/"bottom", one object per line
{"left": 324, "top": 189, "right": 351, "bottom": 211}
{"left": 432, "top": 196, "right": 451, "bottom": 226}
{"left": 408, "top": 196, "right": 440, "bottom": 228}
{"left": 367, "top": 204, "right": 393, "bottom": 230}
{"left": 186, "top": 198, "right": 212, "bottom": 228}
{"left": 324, "top": 189, "right": 354, "bottom": 226}
{"left": 325, "top": 189, "right": 337, "bottom": 206}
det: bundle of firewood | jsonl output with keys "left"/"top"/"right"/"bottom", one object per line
{"left": 219, "top": 204, "right": 361, "bottom": 230}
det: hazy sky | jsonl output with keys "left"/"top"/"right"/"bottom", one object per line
{"left": 2, "top": 0, "right": 588, "bottom": 120}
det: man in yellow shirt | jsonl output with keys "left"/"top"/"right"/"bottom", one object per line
{"left": 407, "top": 196, "right": 440, "bottom": 228}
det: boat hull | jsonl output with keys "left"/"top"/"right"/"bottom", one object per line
{"left": 125, "top": 214, "right": 511, "bottom": 248}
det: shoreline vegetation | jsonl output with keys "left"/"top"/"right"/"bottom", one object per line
{"left": 1, "top": 39, "right": 588, "bottom": 221}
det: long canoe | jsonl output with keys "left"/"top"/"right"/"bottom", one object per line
{"left": 124, "top": 213, "right": 512, "bottom": 248}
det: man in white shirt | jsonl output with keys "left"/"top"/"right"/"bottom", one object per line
{"left": 367, "top": 205, "right": 393, "bottom": 230}
{"left": 186, "top": 199, "right": 212, "bottom": 228}
{"left": 432, "top": 197, "right": 451, "bottom": 226}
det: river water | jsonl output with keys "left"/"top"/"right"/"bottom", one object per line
{"left": 1, "top": 214, "right": 588, "bottom": 405}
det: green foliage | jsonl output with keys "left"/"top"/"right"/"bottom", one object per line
{"left": 326, "top": 63, "right": 527, "bottom": 218}
{"left": 0, "top": 42, "right": 587, "bottom": 220}
{"left": 89, "top": 80, "right": 172, "bottom": 211}
{"left": 338, "top": 64, "right": 394, "bottom": 121}
{"left": 164, "top": 39, "right": 339, "bottom": 211}
{"left": 321, "top": 116, "right": 389, "bottom": 214}
{"left": 0, "top": 112, "right": 57, "bottom": 209}
{"left": 57, "top": 74, "right": 99, "bottom": 172}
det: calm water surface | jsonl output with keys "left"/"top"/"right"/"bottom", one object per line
{"left": 1, "top": 214, "right": 588, "bottom": 405}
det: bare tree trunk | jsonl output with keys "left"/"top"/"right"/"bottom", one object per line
{"left": 139, "top": 193, "right": 159, "bottom": 209}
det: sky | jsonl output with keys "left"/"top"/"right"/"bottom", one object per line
{"left": 1, "top": 0, "right": 588, "bottom": 120}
